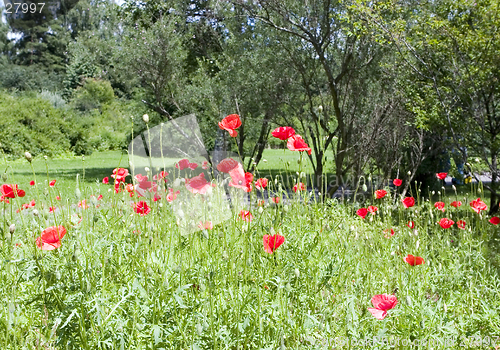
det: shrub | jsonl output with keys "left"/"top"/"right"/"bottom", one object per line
{"left": 0, "top": 91, "right": 73, "bottom": 158}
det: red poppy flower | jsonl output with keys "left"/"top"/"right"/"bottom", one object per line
{"left": 175, "top": 160, "right": 199, "bottom": 171}
{"left": 167, "top": 188, "right": 180, "bottom": 202}
{"left": 219, "top": 114, "right": 242, "bottom": 137}
{"left": 112, "top": 168, "right": 129, "bottom": 183}
{"left": 78, "top": 199, "right": 88, "bottom": 209}
{"left": 263, "top": 234, "right": 285, "bottom": 254}
{"left": 470, "top": 198, "right": 487, "bottom": 214}
{"left": 367, "top": 205, "right": 378, "bottom": 215}
{"left": 402, "top": 197, "right": 415, "bottom": 208}
{"left": 436, "top": 172, "right": 447, "bottom": 180}
{"left": 287, "top": 135, "right": 312, "bottom": 155}
{"left": 97, "top": 194, "right": 103, "bottom": 201}
{"left": 30, "top": 180, "right": 35, "bottom": 186}
{"left": 1, "top": 184, "right": 26, "bottom": 198}
{"left": 393, "top": 179, "right": 402, "bottom": 187}
{"left": 255, "top": 178, "right": 268, "bottom": 190}
{"left": 125, "top": 184, "right": 135, "bottom": 194}
{"left": 17, "top": 199, "right": 36, "bottom": 213}
{"left": 239, "top": 210, "right": 253, "bottom": 222}
{"left": 407, "top": 221, "right": 415, "bottom": 229}
{"left": 439, "top": 218, "right": 454, "bottom": 229}
{"left": 135, "top": 174, "right": 148, "bottom": 183}
{"left": 102, "top": 177, "right": 109, "bottom": 184}
{"left": 228, "top": 164, "right": 253, "bottom": 192}
{"left": 36, "top": 225, "right": 67, "bottom": 251}
{"left": 368, "top": 294, "right": 398, "bottom": 320}
{"left": 202, "top": 161, "right": 209, "bottom": 170}
{"left": 271, "top": 126, "right": 295, "bottom": 140}
{"left": 55, "top": 196, "right": 61, "bottom": 201}
{"left": 176, "top": 159, "right": 190, "bottom": 170}
{"left": 356, "top": 208, "right": 368, "bottom": 219}
{"left": 136, "top": 179, "right": 159, "bottom": 198}
{"left": 456, "top": 220, "right": 466, "bottom": 229}
{"left": 375, "top": 190, "right": 387, "bottom": 199}
{"left": 450, "top": 201, "right": 462, "bottom": 208}
{"left": 404, "top": 254, "right": 425, "bottom": 266}
{"left": 489, "top": 216, "right": 500, "bottom": 225}
{"left": 49, "top": 206, "right": 56, "bottom": 213}
{"left": 153, "top": 171, "right": 169, "bottom": 181}
{"left": 217, "top": 158, "right": 239, "bottom": 173}
{"left": 186, "top": 173, "right": 215, "bottom": 194}
{"left": 133, "top": 201, "right": 151, "bottom": 216}
{"left": 384, "top": 228, "right": 395, "bottom": 238}
{"left": 198, "top": 221, "right": 213, "bottom": 230}
{"left": 0, "top": 195, "right": 9, "bottom": 204}
{"left": 293, "top": 182, "right": 306, "bottom": 193}
{"left": 434, "top": 201, "right": 445, "bottom": 212}
{"left": 49, "top": 180, "right": 56, "bottom": 187}
{"left": 271, "top": 197, "right": 280, "bottom": 204}
{"left": 257, "top": 200, "right": 265, "bottom": 206}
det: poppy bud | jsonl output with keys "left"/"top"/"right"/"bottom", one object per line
{"left": 452, "top": 185, "right": 456, "bottom": 191}
{"left": 263, "top": 159, "right": 267, "bottom": 162}
{"left": 437, "top": 191, "right": 441, "bottom": 195}
{"left": 478, "top": 188, "right": 481, "bottom": 193}
{"left": 407, "top": 171, "right": 411, "bottom": 176}
{"left": 270, "top": 227, "right": 276, "bottom": 235}
{"left": 75, "top": 188, "right": 81, "bottom": 199}
{"left": 283, "top": 205, "right": 289, "bottom": 212}
{"left": 1, "top": 173, "right": 7, "bottom": 182}
{"left": 246, "top": 258, "right": 253, "bottom": 266}
{"left": 33, "top": 209, "right": 39, "bottom": 217}
{"left": 258, "top": 207, "right": 263, "bottom": 214}
{"left": 432, "top": 191, "right": 435, "bottom": 195}
{"left": 285, "top": 282, "right": 292, "bottom": 292}
{"left": 294, "top": 268, "right": 300, "bottom": 278}
{"left": 145, "top": 167, "right": 150, "bottom": 173}
{"left": 318, "top": 105, "right": 323, "bottom": 112}
{"left": 222, "top": 251, "right": 229, "bottom": 260}
{"left": 142, "top": 114, "right": 149, "bottom": 123}
{"left": 9, "top": 224, "right": 15, "bottom": 234}
{"left": 362, "top": 184, "right": 368, "bottom": 192}
{"left": 406, "top": 295, "right": 412, "bottom": 306}
{"left": 24, "top": 151, "right": 32, "bottom": 162}
{"left": 172, "top": 265, "right": 182, "bottom": 273}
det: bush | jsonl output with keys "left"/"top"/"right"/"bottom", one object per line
{"left": 71, "top": 78, "right": 115, "bottom": 113}
{"left": 0, "top": 91, "right": 73, "bottom": 158}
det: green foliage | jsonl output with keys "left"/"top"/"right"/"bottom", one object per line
{"left": 0, "top": 64, "right": 65, "bottom": 91}
{"left": 0, "top": 88, "right": 132, "bottom": 158}
{"left": 71, "top": 78, "right": 115, "bottom": 112}
{"left": 0, "top": 91, "right": 72, "bottom": 157}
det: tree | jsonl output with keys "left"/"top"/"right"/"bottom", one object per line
{"left": 231, "top": 0, "right": 407, "bottom": 195}
{"left": 356, "top": 0, "right": 500, "bottom": 212}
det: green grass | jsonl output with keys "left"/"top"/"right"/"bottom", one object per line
{"left": 1, "top": 152, "right": 500, "bottom": 349}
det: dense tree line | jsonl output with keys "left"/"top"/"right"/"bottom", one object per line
{"left": 0, "top": 0, "right": 498, "bottom": 211}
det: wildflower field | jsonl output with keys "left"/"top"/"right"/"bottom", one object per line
{"left": 1, "top": 116, "right": 500, "bottom": 350}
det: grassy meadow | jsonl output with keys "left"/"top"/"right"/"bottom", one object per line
{"left": 1, "top": 149, "right": 500, "bottom": 349}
